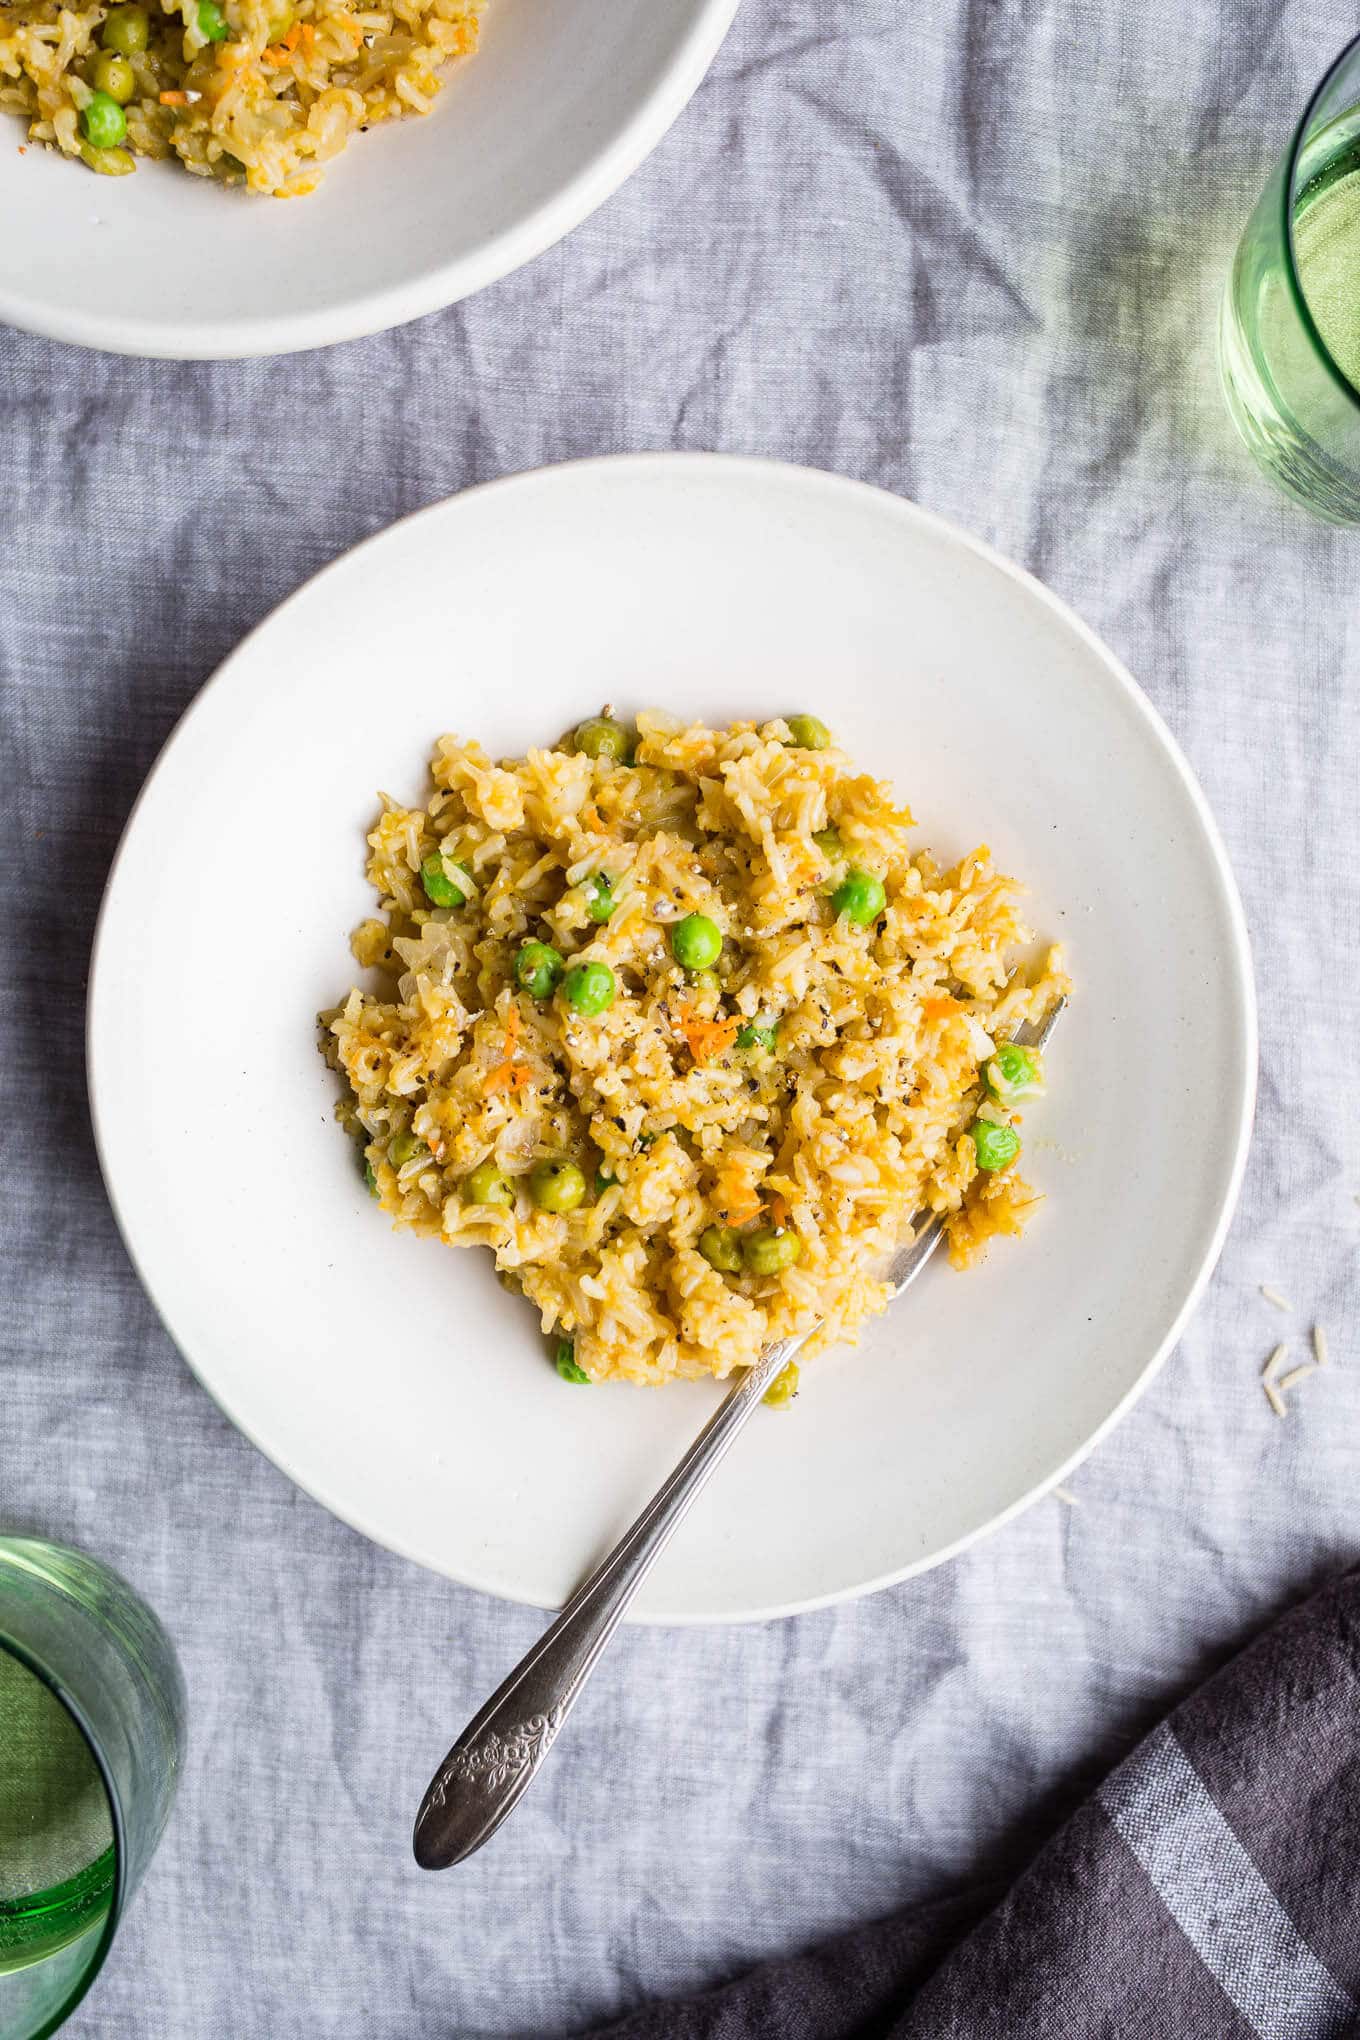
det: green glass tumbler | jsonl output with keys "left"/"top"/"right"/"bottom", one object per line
{"left": 1219, "top": 33, "right": 1360, "bottom": 521}
{"left": 0, "top": 1540, "right": 184, "bottom": 2039}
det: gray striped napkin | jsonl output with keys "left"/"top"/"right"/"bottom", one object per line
{"left": 598, "top": 1569, "right": 1360, "bottom": 2038}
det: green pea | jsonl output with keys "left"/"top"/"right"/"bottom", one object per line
{"left": 785, "top": 715, "right": 831, "bottom": 751}
{"left": 812, "top": 826, "right": 843, "bottom": 861}
{"left": 555, "top": 1337, "right": 591, "bottom": 1384}
{"left": 573, "top": 716, "right": 631, "bottom": 763}
{"left": 983, "top": 1042, "right": 1043, "bottom": 1106}
{"left": 101, "top": 3, "right": 150, "bottom": 51}
{"left": 362, "top": 1156, "right": 378, "bottom": 1194}
{"left": 90, "top": 50, "right": 136, "bottom": 100}
{"left": 463, "top": 1161, "right": 514, "bottom": 1207}
{"left": 763, "top": 1361, "right": 800, "bottom": 1407}
{"left": 387, "top": 1131, "right": 424, "bottom": 1166}
{"left": 529, "top": 1158, "right": 587, "bottom": 1213}
{"left": 563, "top": 960, "right": 615, "bottom": 1016}
{"left": 671, "top": 913, "right": 722, "bottom": 971}
{"left": 78, "top": 138, "right": 134, "bottom": 173}
{"left": 697, "top": 1224, "right": 743, "bottom": 1274}
{"left": 81, "top": 90, "right": 127, "bottom": 148}
{"left": 196, "top": 0, "right": 228, "bottom": 36}
{"left": 594, "top": 1168, "right": 617, "bottom": 1196}
{"left": 832, "top": 868, "right": 886, "bottom": 926}
{"left": 742, "top": 1225, "right": 802, "bottom": 1275}
{"left": 970, "top": 1118, "right": 1021, "bottom": 1172}
{"left": 583, "top": 872, "right": 616, "bottom": 923}
{"left": 420, "top": 851, "right": 471, "bottom": 909}
{"left": 514, "top": 940, "right": 564, "bottom": 1000}
{"left": 736, "top": 1021, "right": 778, "bottom": 1054}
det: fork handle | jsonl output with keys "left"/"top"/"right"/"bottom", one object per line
{"left": 412, "top": 1332, "right": 806, "bottom": 1869}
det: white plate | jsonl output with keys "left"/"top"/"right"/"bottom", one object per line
{"left": 0, "top": 0, "right": 737, "bottom": 359}
{"left": 88, "top": 456, "right": 1256, "bottom": 1622}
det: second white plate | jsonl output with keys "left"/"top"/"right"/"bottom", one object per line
{"left": 88, "top": 455, "right": 1256, "bottom": 1621}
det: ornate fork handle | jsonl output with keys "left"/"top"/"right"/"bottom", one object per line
{"left": 412, "top": 1332, "right": 806, "bottom": 1869}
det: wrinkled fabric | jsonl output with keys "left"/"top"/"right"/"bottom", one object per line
{"left": 597, "top": 1570, "right": 1360, "bottom": 2037}
{"left": 3, "top": 1, "right": 1360, "bottom": 2035}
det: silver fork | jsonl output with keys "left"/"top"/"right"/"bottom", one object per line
{"left": 412, "top": 996, "right": 1066, "bottom": 1869}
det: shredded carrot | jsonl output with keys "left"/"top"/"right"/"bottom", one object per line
{"left": 921, "top": 995, "right": 959, "bottom": 1020}
{"left": 715, "top": 1162, "right": 762, "bottom": 1226}
{"left": 261, "top": 44, "right": 291, "bottom": 65}
{"left": 481, "top": 1005, "right": 531, "bottom": 1093}
{"left": 677, "top": 1006, "right": 738, "bottom": 1066}
{"left": 723, "top": 1194, "right": 762, "bottom": 1227}
{"left": 283, "top": 22, "right": 301, "bottom": 46}
{"left": 158, "top": 89, "right": 189, "bottom": 103}
{"left": 768, "top": 1194, "right": 790, "bottom": 1228}
{"left": 298, "top": 22, "right": 315, "bottom": 48}
{"left": 484, "top": 1060, "right": 534, "bottom": 1095}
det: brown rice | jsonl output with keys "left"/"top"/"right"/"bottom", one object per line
{"left": 321, "top": 711, "right": 1069, "bottom": 1387}
{"left": 1, "top": 0, "right": 480, "bottom": 195}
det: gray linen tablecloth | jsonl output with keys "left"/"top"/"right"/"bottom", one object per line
{"left": 4, "top": 1, "right": 1359, "bottom": 2033}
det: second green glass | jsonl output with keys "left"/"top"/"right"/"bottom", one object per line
{"left": 0, "top": 1540, "right": 184, "bottom": 2040}
{"left": 1219, "top": 33, "right": 1360, "bottom": 520}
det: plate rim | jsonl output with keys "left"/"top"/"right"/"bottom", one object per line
{"left": 87, "top": 452, "right": 1259, "bottom": 1622}
{"left": 0, "top": 0, "right": 740, "bottom": 360}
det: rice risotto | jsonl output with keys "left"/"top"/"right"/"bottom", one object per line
{"left": 0, "top": 0, "right": 480, "bottom": 194}
{"left": 321, "top": 712, "right": 1069, "bottom": 1390}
